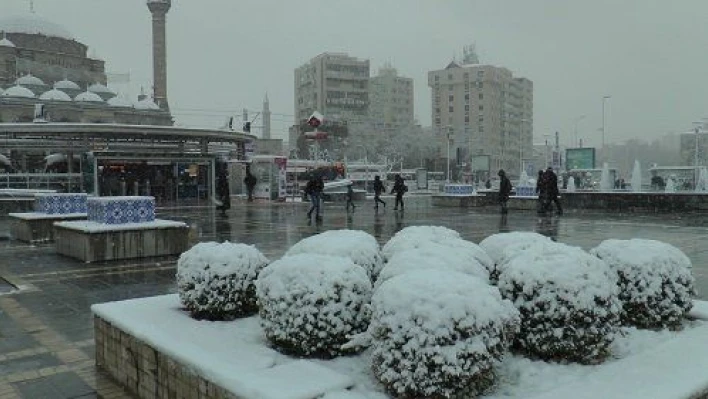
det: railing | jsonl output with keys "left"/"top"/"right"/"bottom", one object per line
{"left": 0, "top": 173, "right": 83, "bottom": 192}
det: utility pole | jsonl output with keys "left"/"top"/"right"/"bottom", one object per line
{"left": 601, "top": 96, "right": 611, "bottom": 161}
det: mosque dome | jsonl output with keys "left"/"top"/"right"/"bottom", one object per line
{"left": 135, "top": 98, "right": 160, "bottom": 110}
{"left": 0, "top": 14, "right": 74, "bottom": 40}
{"left": 0, "top": 37, "right": 15, "bottom": 48}
{"left": 107, "top": 96, "right": 133, "bottom": 108}
{"left": 15, "top": 74, "right": 46, "bottom": 87}
{"left": 88, "top": 83, "right": 114, "bottom": 94}
{"left": 39, "top": 89, "right": 72, "bottom": 102}
{"left": 54, "top": 79, "right": 81, "bottom": 91}
{"left": 75, "top": 91, "right": 104, "bottom": 103}
{"left": 2, "top": 85, "right": 35, "bottom": 98}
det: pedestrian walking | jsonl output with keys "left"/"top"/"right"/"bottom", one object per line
{"left": 498, "top": 169, "right": 512, "bottom": 214}
{"left": 536, "top": 170, "right": 547, "bottom": 215}
{"left": 215, "top": 169, "right": 231, "bottom": 216}
{"left": 346, "top": 183, "right": 356, "bottom": 212}
{"left": 305, "top": 174, "right": 324, "bottom": 221}
{"left": 544, "top": 167, "right": 563, "bottom": 215}
{"left": 244, "top": 165, "right": 257, "bottom": 202}
{"left": 373, "top": 175, "right": 386, "bottom": 210}
{"left": 391, "top": 174, "right": 408, "bottom": 211}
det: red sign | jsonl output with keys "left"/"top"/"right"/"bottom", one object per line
{"left": 304, "top": 131, "right": 328, "bottom": 140}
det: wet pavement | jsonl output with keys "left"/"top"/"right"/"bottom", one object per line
{"left": 0, "top": 196, "right": 707, "bottom": 398}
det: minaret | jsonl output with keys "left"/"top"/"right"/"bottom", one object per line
{"left": 147, "top": 0, "right": 171, "bottom": 111}
{"left": 262, "top": 93, "right": 271, "bottom": 139}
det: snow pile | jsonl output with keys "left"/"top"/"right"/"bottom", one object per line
{"left": 381, "top": 225, "right": 461, "bottom": 260}
{"left": 479, "top": 232, "right": 552, "bottom": 281}
{"left": 255, "top": 254, "right": 372, "bottom": 358}
{"left": 369, "top": 270, "right": 520, "bottom": 398}
{"left": 177, "top": 242, "right": 269, "bottom": 320}
{"left": 591, "top": 239, "right": 694, "bottom": 329}
{"left": 285, "top": 230, "right": 384, "bottom": 280}
{"left": 375, "top": 242, "right": 489, "bottom": 290}
{"left": 498, "top": 243, "right": 622, "bottom": 364}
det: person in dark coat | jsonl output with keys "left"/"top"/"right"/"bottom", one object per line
{"left": 216, "top": 170, "right": 231, "bottom": 216}
{"left": 544, "top": 167, "right": 563, "bottom": 215}
{"left": 391, "top": 174, "right": 407, "bottom": 211}
{"left": 244, "top": 166, "right": 257, "bottom": 202}
{"left": 536, "top": 170, "right": 547, "bottom": 215}
{"left": 305, "top": 174, "right": 324, "bottom": 220}
{"left": 498, "top": 169, "right": 512, "bottom": 214}
{"left": 346, "top": 184, "right": 356, "bottom": 212}
{"left": 373, "top": 175, "right": 386, "bottom": 210}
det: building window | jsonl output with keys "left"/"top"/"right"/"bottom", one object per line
{"left": 448, "top": 74, "right": 453, "bottom": 80}
{"left": 448, "top": 95, "right": 454, "bottom": 102}
{"left": 435, "top": 118, "right": 441, "bottom": 125}
{"left": 449, "top": 106, "right": 454, "bottom": 112}
{"left": 435, "top": 108, "right": 441, "bottom": 114}
{"left": 448, "top": 85, "right": 454, "bottom": 91}
{"left": 434, "top": 75, "right": 439, "bottom": 82}
{"left": 465, "top": 116, "right": 470, "bottom": 123}
{"left": 477, "top": 70, "right": 484, "bottom": 78}
{"left": 465, "top": 105, "right": 470, "bottom": 111}
{"left": 464, "top": 72, "right": 469, "bottom": 79}
{"left": 464, "top": 94, "right": 470, "bottom": 101}
{"left": 479, "top": 93, "right": 484, "bottom": 100}
{"left": 479, "top": 105, "right": 484, "bottom": 111}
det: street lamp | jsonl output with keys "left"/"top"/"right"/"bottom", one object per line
{"left": 446, "top": 126, "right": 453, "bottom": 183}
{"left": 692, "top": 122, "right": 703, "bottom": 190}
{"left": 573, "top": 115, "right": 586, "bottom": 148}
{"left": 601, "top": 96, "right": 611, "bottom": 161}
{"left": 519, "top": 118, "right": 528, "bottom": 178}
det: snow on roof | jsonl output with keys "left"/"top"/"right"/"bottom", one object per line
{"left": 107, "top": 96, "right": 133, "bottom": 108}
{"left": 0, "top": 37, "right": 15, "bottom": 48}
{"left": 54, "top": 79, "right": 81, "bottom": 91}
{"left": 88, "top": 83, "right": 114, "bottom": 94}
{"left": 135, "top": 98, "right": 160, "bottom": 110}
{"left": 0, "top": 14, "right": 74, "bottom": 40}
{"left": 1, "top": 85, "right": 35, "bottom": 98}
{"left": 39, "top": 88, "right": 72, "bottom": 102}
{"left": 74, "top": 91, "right": 103, "bottom": 103}
{"left": 15, "top": 74, "right": 45, "bottom": 87}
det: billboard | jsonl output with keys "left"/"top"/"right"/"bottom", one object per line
{"left": 471, "top": 155, "right": 490, "bottom": 172}
{"left": 565, "top": 148, "right": 595, "bottom": 170}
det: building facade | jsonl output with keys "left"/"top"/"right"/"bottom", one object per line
{"left": 369, "top": 64, "right": 414, "bottom": 130}
{"left": 294, "top": 52, "right": 370, "bottom": 124}
{"left": 0, "top": 13, "right": 171, "bottom": 125}
{"left": 428, "top": 61, "right": 533, "bottom": 177}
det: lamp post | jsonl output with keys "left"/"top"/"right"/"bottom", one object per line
{"left": 601, "top": 96, "right": 611, "bottom": 161}
{"left": 519, "top": 118, "right": 528, "bottom": 178}
{"left": 446, "top": 126, "right": 453, "bottom": 183}
{"left": 693, "top": 122, "right": 702, "bottom": 190}
{"left": 573, "top": 115, "right": 586, "bottom": 148}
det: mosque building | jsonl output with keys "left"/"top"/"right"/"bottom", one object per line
{"left": 0, "top": 12, "right": 171, "bottom": 125}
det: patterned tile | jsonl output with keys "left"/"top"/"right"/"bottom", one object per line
{"left": 87, "top": 197, "right": 155, "bottom": 224}
{"left": 34, "top": 194, "right": 88, "bottom": 215}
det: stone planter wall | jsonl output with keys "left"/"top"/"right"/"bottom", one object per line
{"left": 55, "top": 224, "right": 189, "bottom": 263}
{"left": 94, "top": 316, "right": 242, "bottom": 399}
{"left": 10, "top": 214, "right": 86, "bottom": 243}
{"left": 0, "top": 198, "right": 34, "bottom": 215}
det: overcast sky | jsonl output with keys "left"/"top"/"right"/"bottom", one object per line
{"left": 6, "top": 0, "right": 708, "bottom": 147}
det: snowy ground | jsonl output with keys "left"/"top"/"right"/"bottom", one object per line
{"left": 92, "top": 295, "right": 708, "bottom": 399}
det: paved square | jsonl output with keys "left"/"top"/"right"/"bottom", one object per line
{"left": 0, "top": 196, "right": 706, "bottom": 398}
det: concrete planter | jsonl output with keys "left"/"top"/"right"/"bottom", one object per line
{"left": 54, "top": 220, "right": 189, "bottom": 263}
{"left": 9, "top": 212, "right": 87, "bottom": 243}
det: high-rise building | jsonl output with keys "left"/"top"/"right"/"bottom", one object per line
{"left": 428, "top": 59, "right": 533, "bottom": 177}
{"left": 369, "top": 64, "right": 414, "bottom": 130}
{"left": 294, "top": 53, "right": 370, "bottom": 123}
{"left": 262, "top": 93, "right": 271, "bottom": 139}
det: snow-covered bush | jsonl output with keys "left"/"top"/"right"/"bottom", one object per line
{"left": 479, "top": 232, "right": 551, "bottom": 281}
{"left": 255, "top": 254, "right": 372, "bottom": 358}
{"left": 285, "top": 229, "right": 384, "bottom": 280}
{"left": 591, "top": 239, "right": 694, "bottom": 329}
{"left": 375, "top": 242, "right": 489, "bottom": 290}
{"left": 497, "top": 243, "right": 621, "bottom": 364}
{"left": 369, "top": 270, "right": 520, "bottom": 398}
{"left": 177, "top": 242, "right": 269, "bottom": 320}
{"left": 382, "top": 225, "right": 461, "bottom": 260}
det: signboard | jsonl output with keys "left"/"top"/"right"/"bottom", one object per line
{"left": 471, "top": 155, "right": 490, "bottom": 173}
{"left": 274, "top": 157, "right": 288, "bottom": 199}
{"left": 416, "top": 168, "right": 428, "bottom": 190}
{"left": 565, "top": 148, "right": 595, "bottom": 170}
